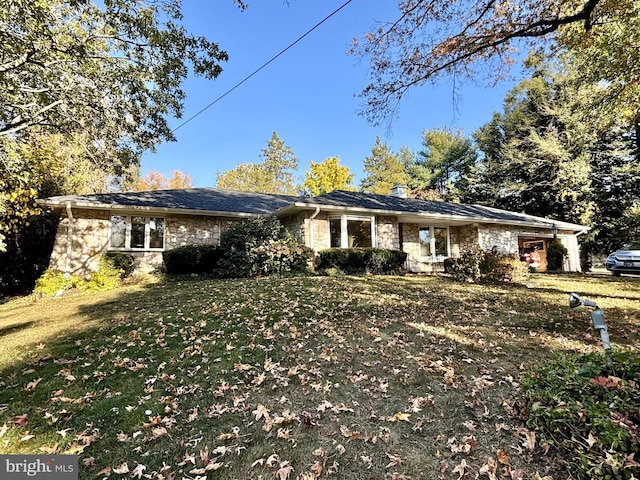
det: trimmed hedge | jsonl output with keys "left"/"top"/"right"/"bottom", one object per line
{"left": 317, "top": 248, "right": 407, "bottom": 275}
{"left": 162, "top": 244, "right": 224, "bottom": 275}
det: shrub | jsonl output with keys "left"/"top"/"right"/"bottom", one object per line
{"left": 163, "top": 244, "right": 224, "bottom": 275}
{"left": 317, "top": 248, "right": 407, "bottom": 275}
{"left": 447, "top": 246, "right": 483, "bottom": 282}
{"left": 79, "top": 256, "right": 123, "bottom": 292}
{"left": 35, "top": 269, "right": 78, "bottom": 296}
{"left": 215, "top": 216, "right": 312, "bottom": 278}
{"left": 443, "top": 257, "right": 456, "bottom": 274}
{"left": 448, "top": 246, "right": 529, "bottom": 284}
{"left": 547, "top": 240, "right": 568, "bottom": 271}
{"left": 519, "top": 350, "right": 640, "bottom": 479}
{"left": 35, "top": 255, "right": 124, "bottom": 296}
{"left": 105, "top": 252, "right": 135, "bottom": 278}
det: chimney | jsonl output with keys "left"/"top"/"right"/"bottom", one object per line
{"left": 390, "top": 184, "right": 407, "bottom": 198}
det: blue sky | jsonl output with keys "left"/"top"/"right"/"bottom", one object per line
{"left": 140, "top": 0, "right": 523, "bottom": 188}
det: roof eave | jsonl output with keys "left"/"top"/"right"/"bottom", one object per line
{"left": 38, "top": 198, "right": 264, "bottom": 219}
{"left": 276, "top": 202, "right": 590, "bottom": 233}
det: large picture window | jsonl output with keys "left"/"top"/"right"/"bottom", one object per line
{"left": 109, "top": 215, "right": 165, "bottom": 250}
{"left": 419, "top": 226, "right": 449, "bottom": 259}
{"left": 329, "top": 215, "right": 375, "bottom": 248}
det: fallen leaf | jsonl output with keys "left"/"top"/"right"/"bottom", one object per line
{"left": 10, "top": 414, "right": 28, "bottom": 427}
{"left": 510, "top": 468, "right": 524, "bottom": 480}
{"left": 253, "top": 404, "right": 269, "bottom": 421}
{"left": 452, "top": 459, "right": 467, "bottom": 479}
{"left": 19, "top": 431, "right": 35, "bottom": 442}
{"left": 519, "top": 428, "right": 536, "bottom": 452}
{"left": 385, "top": 453, "right": 404, "bottom": 469}
{"left": 389, "top": 412, "right": 411, "bottom": 422}
{"left": 113, "top": 462, "right": 129, "bottom": 474}
{"left": 276, "top": 461, "right": 293, "bottom": 480}
{"left": 266, "top": 454, "right": 280, "bottom": 468}
{"left": 96, "top": 466, "right": 111, "bottom": 477}
{"left": 310, "top": 461, "right": 323, "bottom": 478}
{"left": 479, "top": 457, "right": 497, "bottom": 480}
{"left": 24, "top": 378, "right": 43, "bottom": 392}
{"left": 131, "top": 464, "right": 146, "bottom": 479}
{"left": 496, "top": 448, "right": 511, "bottom": 465}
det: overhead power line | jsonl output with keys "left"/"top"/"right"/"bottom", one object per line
{"left": 172, "top": 0, "right": 355, "bottom": 133}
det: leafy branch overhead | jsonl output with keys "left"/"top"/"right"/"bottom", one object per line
{"left": 0, "top": 0, "right": 232, "bottom": 157}
{"left": 351, "top": 0, "right": 639, "bottom": 125}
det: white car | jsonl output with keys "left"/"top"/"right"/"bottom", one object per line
{"left": 606, "top": 242, "right": 640, "bottom": 276}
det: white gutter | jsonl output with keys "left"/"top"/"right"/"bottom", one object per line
{"left": 65, "top": 202, "right": 73, "bottom": 278}
{"left": 308, "top": 207, "right": 320, "bottom": 249}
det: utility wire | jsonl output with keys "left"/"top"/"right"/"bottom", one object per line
{"left": 172, "top": 0, "right": 355, "bottom": 133}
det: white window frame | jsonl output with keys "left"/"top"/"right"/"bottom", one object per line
{"left": 328, "top": 214, "right": 376, "bottom": 248}
{"left": 108, "top": 214, "right": 165, "bottom": 251}
{"left": 419, "top": 225, "right": 450, "bottom": 261}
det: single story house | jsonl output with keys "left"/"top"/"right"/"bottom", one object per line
{"left": 40, "top": 186, "right": 589, "bottom": 276}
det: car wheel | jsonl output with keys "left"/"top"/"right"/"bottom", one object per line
{"left": 613, "top": 271, "right": 622, "bottom": 277}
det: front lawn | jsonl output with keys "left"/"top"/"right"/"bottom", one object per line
{"left": 1, "top": 274, "right": 639, "bottom": 479}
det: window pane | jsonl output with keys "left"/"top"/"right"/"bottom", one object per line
{"left": 131, "top": 216, "right": 145, "bottom": 248}
{"left": 347, "top": 220, "right": 371, "bottom": 248}
{"left": 434, "top": 227, "right": 448, "bottom": 256}
{"left": 110, "top": 216, "right": 126, "bottom": 248}
{"left": 419, "top": 227, "right": 431, "bottom": 257}
{"left": 149, "top": 217, "right": 164, "bottom": 249}
{"left": 330, "top": 219, "right": 342, "bottom": 248}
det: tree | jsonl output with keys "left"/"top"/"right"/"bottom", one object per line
{"left": 350, "top": 0, "right": 639, "bottom": 126}
{"left": 1, "top": 0, "right": 233, "bottom": 169}
{"left": 216, "top": 132, "right": 298, "bottom": 195}
{"left": 586, "top": 125, "right": 640, "bottom": 254}
{"left": 360, "top": 137, "right": 408, "bottom": 195}
{"left": 302, "top": 156, "right": 355, "bottom": 196}
{"left": 216, "top": 163, "right": 268, "bottom": 193}
{"left": 406, "top": 128, "right": 478, "bottom": 201}
{"left": 468, "top": 54, "right": 594, "bottom": 225}
{"left": 135, "top": 170, "right": 194, "bottom": 191}
{"left": 260, "top": 131, "right": 299, "bottom": 195}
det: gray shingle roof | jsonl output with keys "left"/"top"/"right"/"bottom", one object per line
{"left": 43, "top": 188, "right": 297, "bottom": 215}
{"left": 293, "top": 190, "right": 587, "bottom": 230}
{"left": 41, "top": 188, "right": 587, "bottom": 231}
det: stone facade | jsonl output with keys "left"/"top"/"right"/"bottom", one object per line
{"left": 49, "top": 209, "right": 241, "bottom": 276}
{"left": 48, "top": 207, "right": 582, "bottom": 277}
{"left": 49, "top": 209, "right": 110, "bottom": 276}
{"left": 478, "top": 225, "right": 519, "bottom": 255}
{"left": 376, "top": 216, "right": 399, "bottom": 250}
{"left": 450, "top": 225, "right": 478, "bottom": 257}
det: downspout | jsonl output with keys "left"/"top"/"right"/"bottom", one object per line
{"left": 65, "top": 202, "right": 74, "bottom": 278}
{"left": 308, "top": 207, "right": 320, "bottom": 250}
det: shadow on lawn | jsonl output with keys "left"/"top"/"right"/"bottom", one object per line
{"left": 0, "top": 321, "right": 35, "bottom": 338}
{"left": 0, "top": 273, "right": 637, "bottom": 479}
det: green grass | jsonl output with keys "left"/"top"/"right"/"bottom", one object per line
{"left": 0, "top": 273, "right": 639, "bottom": 479}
